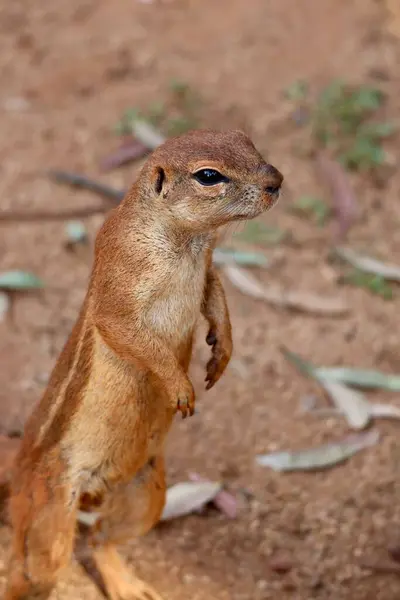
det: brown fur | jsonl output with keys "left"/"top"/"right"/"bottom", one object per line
{"left": 5, "top": 129, "right": 283, "bottom": 600}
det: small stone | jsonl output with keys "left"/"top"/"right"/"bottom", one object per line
{"left": 269, "top": 552, "right": 293, "bottom": 574}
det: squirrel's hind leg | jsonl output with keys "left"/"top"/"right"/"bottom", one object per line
{"left": 75, "top": 454, "right": 166, "bottom": 600}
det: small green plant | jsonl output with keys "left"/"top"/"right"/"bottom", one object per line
{"left": 342, "top": 269, "right": 394, "bottom": 300}
{"left": 166, "top": 79, "right": 201, "bottom": 134}
{"left": 234, "top": 221, "right": 287, "bottom": 246}
{"left": 290, "top": 195, "right": 331, "bottom": 226}
{"left": 115, "top": 108, "right": 141, "bottom": 135}
{"left": 286, "top": 79, "right": 396, "bottom": 172}
{"left": 115, "top": 79, "right": 201, "bottom": 137}
{"left": 314, "top": 82, "right": 394, "bottom": 171}
{"left": 165, "top": 115, "right": 198, "bottom": 136}
{"left": 284, "top": 80, "right": 309, "bottom": 102}
{"left": 146, "top": 101, "right": 166, "bottom": 125}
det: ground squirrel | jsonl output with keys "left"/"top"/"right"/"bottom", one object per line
{"left": 5, "top": 129, "right": 283, "bottom": 600}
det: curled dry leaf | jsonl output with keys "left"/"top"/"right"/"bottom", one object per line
{"left": 318, "top": 379, "right": 371, "bottom": 430}
{"left": 0, "top": 292, "right": 10, "bottom": 322}
{"left": 160, "top": 481, "right": 222, "bottom": 521}
{"left": 316, "top": 152, "right": 358, "bottom": 240}
{"left": 316, "top": 366, "right": 400, "bottom": 392}
{"left": 0, "top": 270, "right": 44, "bottom": 290}
{"left": 188, "top": 472, "right": 238, "bottom": 519}
{"left": 300, "top": 391, "right": 400, "bottom": 424}
{"left": 284, "top": 349, "right": 400, "bottom": 392}
{"left": 335, "top": 247, "right": 400, "bottom": 283}
{"left": 213, "top": 248, "right": 269, "bottom": 267}
{"left": 130, "top": 119, "right": 166, "bottom": 149}
{"left": 283, "top": 348, "right": 400, "bottom": 427}
{"left": 256, "top": 430, "right": 380, "bottom": 472}
{"left": 224, "top": 265, "right": 348, "bottom": 316}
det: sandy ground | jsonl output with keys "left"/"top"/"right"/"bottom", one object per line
{"left": 1, "top": 0, "right": 400, "bottom": 598}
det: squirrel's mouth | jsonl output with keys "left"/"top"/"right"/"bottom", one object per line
{"left": 264, "top": 192, "right": 280, "bottom": 209}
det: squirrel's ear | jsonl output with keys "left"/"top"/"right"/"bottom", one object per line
{"left": 153, "top": 167, "right": 165, "bottom": 195}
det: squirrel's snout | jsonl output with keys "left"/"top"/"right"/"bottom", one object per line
{"left": 262, "top": 163, "right": 284, "bottom": 187}
{"left": 262, "top": 164, "right": 283, "bottom": 203}
{"left": 258, "top": 164, "right": 283, "bottom": 210}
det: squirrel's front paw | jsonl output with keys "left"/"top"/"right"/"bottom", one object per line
{"left": 173, "top": 378, "right": 195, "bottom": 419}
{"left": 205, "top": 328, "right": 232, "bottom": 390}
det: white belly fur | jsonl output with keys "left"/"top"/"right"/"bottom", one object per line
{"left": 146, "top": 256, "right": 206, "bottom": 344}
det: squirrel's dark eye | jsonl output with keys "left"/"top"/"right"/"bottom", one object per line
{"left": 193, "top": 169, "right": 229, "bottom": 186}
{"left": 266, "top": 185, "right": 281, "bottom": 195}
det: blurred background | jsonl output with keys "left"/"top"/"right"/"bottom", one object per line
{"left": 1, "top": 1, "right": 400, "bottom": 598}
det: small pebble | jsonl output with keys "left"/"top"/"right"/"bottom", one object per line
{"left": 269, "top": 552, "right": 293, "bottom": 574}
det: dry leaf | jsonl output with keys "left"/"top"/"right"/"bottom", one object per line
{"left": 284, "top": 349, "right": 400, "bottom": 427}
{"left": 318, "top": 379, "right": 371, "bottom": 430}
{"left": 335, "top": 247, "right": 400, "bottom": 282}
{"left": 160, "top": 481, "right": 222, "bottom": 521}
{"left": 316, "top": 366, "right": 400, "bottom": 392}
{"left": 0, "top": 271, "right": 44, "bottom": 290}
{"left": 284, "top": 349, "right": 400, "bottom": 392}
{"left": 213, "top": 248, "right": 269, "bottom": 267}
{"left": 300, "top": 393, "right": 400, "bottom": 425}
{"left": 223, "top": 265, "right": 266, "bottom": 298}
{"left": 0, "top": 292, "right": 10, "bottom": 322}
{"left": 256, "top": 430, "right": 380, "bottom": 472}
{"left": 224, "top": 265, "right": 348, "bottom": 316}
{"left": 369, "top": 403, "right": 400, "bottom": 420}
{"left": 188, "top": 472, "right": 238, "bottom": 519}
{"left": 130, "top": 120, "right": 166, "bottom": 149}
{"left": 298, "top": 395, "right": 339, "bottom": 417}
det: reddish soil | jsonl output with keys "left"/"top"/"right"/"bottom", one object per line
{"left": 1, "top": 1, "right": 400, "bottom": 598}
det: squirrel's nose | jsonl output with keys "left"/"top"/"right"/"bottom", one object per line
{"left": 260, "top": 163, "right": 283, "bottom": 194}
{"left": 265, "top": 184, "right": 281, "bottom": 197}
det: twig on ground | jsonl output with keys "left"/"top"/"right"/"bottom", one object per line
{"left": 0, "top": 172, "right": 126, "bottom": 223}
{"left": 0, "top": 206, "right": 110, "bottom": 223}
{"left": 48, "top": 170, "right": 125, "bottom": 205}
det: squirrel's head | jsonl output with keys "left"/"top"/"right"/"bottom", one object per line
{"left": 138, "top": 129, "right": 283, "bottom": 232}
